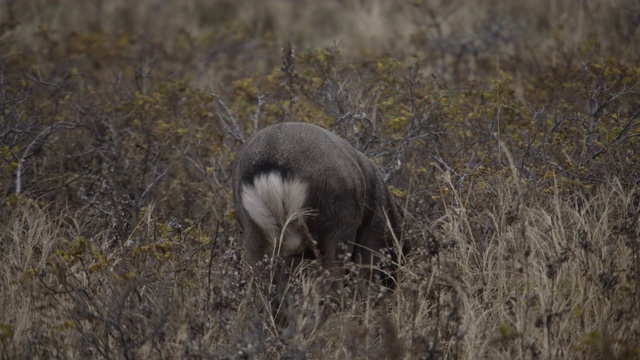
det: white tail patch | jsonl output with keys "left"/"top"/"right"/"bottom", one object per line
{"left": 241, "top": 172, "right": 311, "bottom": 257}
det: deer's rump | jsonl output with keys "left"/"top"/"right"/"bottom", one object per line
{"left": 233, "top": 122, "right": 401, "bottom": 273}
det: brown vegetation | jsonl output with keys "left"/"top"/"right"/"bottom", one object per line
{"left": 1, "top": 0, "right": 639, "bottom": 358}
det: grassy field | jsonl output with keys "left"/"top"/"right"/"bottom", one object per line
{"left": 1, "top": 0, "right": 639, "bottom": 358}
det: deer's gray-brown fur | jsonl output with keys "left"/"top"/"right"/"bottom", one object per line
{"left": 233, "top": 122, "right": 401, "bottom": 284}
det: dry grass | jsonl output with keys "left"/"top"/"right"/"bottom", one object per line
{"left": 2, "top": 175, "right": 638, "bottom": 358}
{"left": 1, "top": 0, "right": 639, "bottom": 358}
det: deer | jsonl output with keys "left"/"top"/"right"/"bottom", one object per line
{"left": 232, "top": 122, "right": 404, "bottom": 304}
